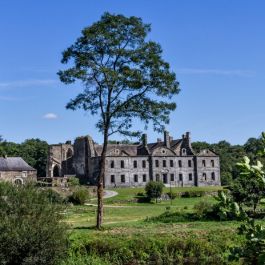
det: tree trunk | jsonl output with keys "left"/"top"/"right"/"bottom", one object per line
{"left": 96, "top": 130, "right": 108, "bottom": 229}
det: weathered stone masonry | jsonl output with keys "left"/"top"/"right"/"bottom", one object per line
{"left": 47, "top": 131, "right": 221, "bottom": 187}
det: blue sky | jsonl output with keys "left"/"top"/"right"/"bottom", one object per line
{"left": 0, "top": 0, "right": 264, "bottom": 145}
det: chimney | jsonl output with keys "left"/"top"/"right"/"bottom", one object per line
{"left": 182, "top": 134, "right": 185, "bottom": 140}
{"left": 157, "top": 138, "right": 162, "bottom": 143}
{"left": 186, "top": 132, "right": 190, "bottom": 139}
{"left": 164, "top": 131, "right": 170, "bottom": 148}
{"left": 169, "top": 136, "right": 173, "bottom": 142}
{"left": 142, "top": 134, "right": 147, "bottom": 146}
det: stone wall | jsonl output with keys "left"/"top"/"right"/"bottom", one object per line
{"left": 0, "top": 170, "right": 37, "bottom": 184}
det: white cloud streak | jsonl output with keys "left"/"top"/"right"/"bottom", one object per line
{"left": 176, "top": 68, "right": 255, "bottom": 77}
{"left": 43, "top": 113, "right": 58, "bottom": 120}
{"left": 0, "top": 79, "right": 58, "bottom": 89}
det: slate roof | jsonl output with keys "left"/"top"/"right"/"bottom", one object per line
{"left": 146, "top": 139, "right": 182, "bottom": 151}
{"left": 94, "top": 139, "right": 183, "bottom": 156}
{"left": 197, "top": 149, "right": 218, "bottom": 156}
{"left": 95, "top": 144, "right": 138, "bottom": 156}
{"left": 0, "top": 157, "right": 36, "bottom": 171}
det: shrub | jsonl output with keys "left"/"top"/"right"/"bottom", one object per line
{"left": 0, "top": 182, "right": 68, "bottom": 265}
{"left": 145, "top": 181, "right": 164, "bottom": 203}
{"left": 193, "top": 201, "right": 213, "bottom": 219}
{"left": 66, "top": 234, "right": 228, "bottom": 264}
{"left": 68, "top": 187, "right": 90, "bottom": 205}
{"left": 167, "top": 191, "right": 177, "bottom": 199}
{"left": 181, "top": 191, "right": 206, "bottom": 198}
{"left": 42, "top": 188, "right": 64, "bottom": 204}
{"left": 67, "top": 176, "right": 80, "bottom": 187}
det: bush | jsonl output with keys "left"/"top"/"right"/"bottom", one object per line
{"left": 167, "top": 191, "right": 178, "bottom": 199}
{"left": 145, "top": 181, "right": 164, "bottom": 203}
{"left": 66, "top": 234, "right": 228, "bottom": 264}
{"left": 42, "top": 188, "right": 64, "bottom": 204}
{"left": 181, "top": 191, "right": 206, "bottom": 198}
{"left": 67, "top": 176, "right": 80, "bottom": 187}
{"left": 193, "top": 201, "right": 213, "bottom": 219}
{"left": 0, "top": 182, "right": 68, "bottom": 265}
{"left": 68, "top": 187, "right": 90, "bottom": 205}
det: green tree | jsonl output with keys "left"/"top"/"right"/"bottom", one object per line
{"left": 0, "top": 182, "right": 68, "bottom": 265}
{"left": 58, "top": 13, "right": 179, "bottom": 228}
{"left": 232, "top": 156, "right": 265, "bottom": 213}
{"left": 20, "top": 139, "right": 49, "bottom": 177}
{"left": 145, "top": 181, "right": 164, "bottom": 203}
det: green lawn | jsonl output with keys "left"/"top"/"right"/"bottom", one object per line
{"left": 65, "top": 186, "right": 221, "bottom": 228}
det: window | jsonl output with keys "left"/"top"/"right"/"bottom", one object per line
{"left": 211, "top": 160, "right": 215, "bottom": 167}
{"left": 110, "top": 160, "right": 114, "bottom": 168}
{"left": 178, "top": 160, "right": 182, "bottom": 167}
{"left": 121, "top": 175, "right": 125, "bottom": 183}
{"left": 142, "top": 160, "right": 146, "bottom": 168}
{"left": 170, "top": 173, "right": 174, "bottom": 181}
{"left": 134, "top": 174, "right": 138, "bottom": 182}
{"left": 170, "top": 160, "right": 174, "bottom": 167}
{"left": 121, "top": 160, "right": 124, "bottom": 168}
{"left": 111, "top": 175, "right": 115, "bottom": 183}
{"left": 188, "top": 160, "right": 192, "bottom": 167}
{"left": 143, "top": 174, "right": 147, "bottom": 182}
{"left": 202, "top": 160, "right": 206, "bottom": 167}
{"left": 179, "top": 173, "right": 183, "bottom": 181}
{"left": 211, "top": 172, "right": 215, "bottom": 180}
{"left": 182, "top": 148, "right": 186, "bottom": 155}
{"left": 203, "top": 173, "right": 207, "bottom": 180}
{"left": 163, "top": 160, "right": 166, "bottom": 167}
{"left": 163, "top": 174, "right": 168, "bottom": 183}
{"left": 133, "top": 160, "right": 137, "bottom": 168}
{"left": 155, "top": 160, "right": 159, "bottom": 167}
{"left": 189, "top": 173, "right": 192, "bottom": 181}
{"left": 156, "top": 174, "right": 160, "bottom": 181}
{"left": 150, "top": 175, "right": 153, "bottom": 181}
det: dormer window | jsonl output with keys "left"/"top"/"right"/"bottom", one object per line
{"left": 182, "top": 148, "right": 186, "bottom": 155}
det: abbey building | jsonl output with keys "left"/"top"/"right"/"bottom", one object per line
{"left": 46, "top": 131, "right": 220, "bottom": 187}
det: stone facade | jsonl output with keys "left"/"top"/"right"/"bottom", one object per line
{"left": 0, "top": 157, "right": 37, "bottom": 184}
{"left": 47, "top": 131, "right": 221, "bottom": 187}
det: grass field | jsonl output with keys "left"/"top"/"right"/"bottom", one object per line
{"left": 65, "top": 186, "right": 221, "bottom": 228}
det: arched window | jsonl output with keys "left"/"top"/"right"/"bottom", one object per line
{"left": 211, "top": 172, "right": 215, "bottom": 180}
{"left": 66, "top": 148, "right": 73, "bottom": 159}
{"left": 14, "top": 178, "right": 23, "bottom": 185}
{"left": 53, "top": 165, "right": 60, "bottom": 177}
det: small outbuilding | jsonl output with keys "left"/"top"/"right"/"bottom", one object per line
{"left": 0, "top": 156, "right": 37, "bottom": 184}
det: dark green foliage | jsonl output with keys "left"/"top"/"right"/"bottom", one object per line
{"left": 68, "top": 187, "right": 90, "bottom": 205}
{"left": 42, "top": 188, "right": 65, "bottom": 204}
{"left": 181, "top": 190, "right": 206, "bottom": 198}
{"left": 230, "top": 218, "right": 265, "bottom": 264}
{"left": 0, "top": 138, "right": 48, "bottom": 177}
{"left": 0, "top": 182, "right": 68, "bottom": 265}
{"left": 145, "top": 181, "right": 164, "bottom": 202}
{"left": 193, "top": 201, "right": 213, "bottom": 219}
{"left": 67, "top": 176, "right": 80, "bottom": 187}
{"left": 66, "top": 234, "right": 230, "bottom": 265}
{"left": 230, "top": 157, "right": 265, "bottom": 213}
{"left": 58, "top": 12, "right": 180, "bottom": 138}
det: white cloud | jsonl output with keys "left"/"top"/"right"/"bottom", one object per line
{"left": 0, "top": 79, "right": 58, "bottom": 90}
{"left": 176, "top": 68, "right": 255, "bottom": 77}
{"left": 43, "top": 113, "right": 58, "bottom": 120}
